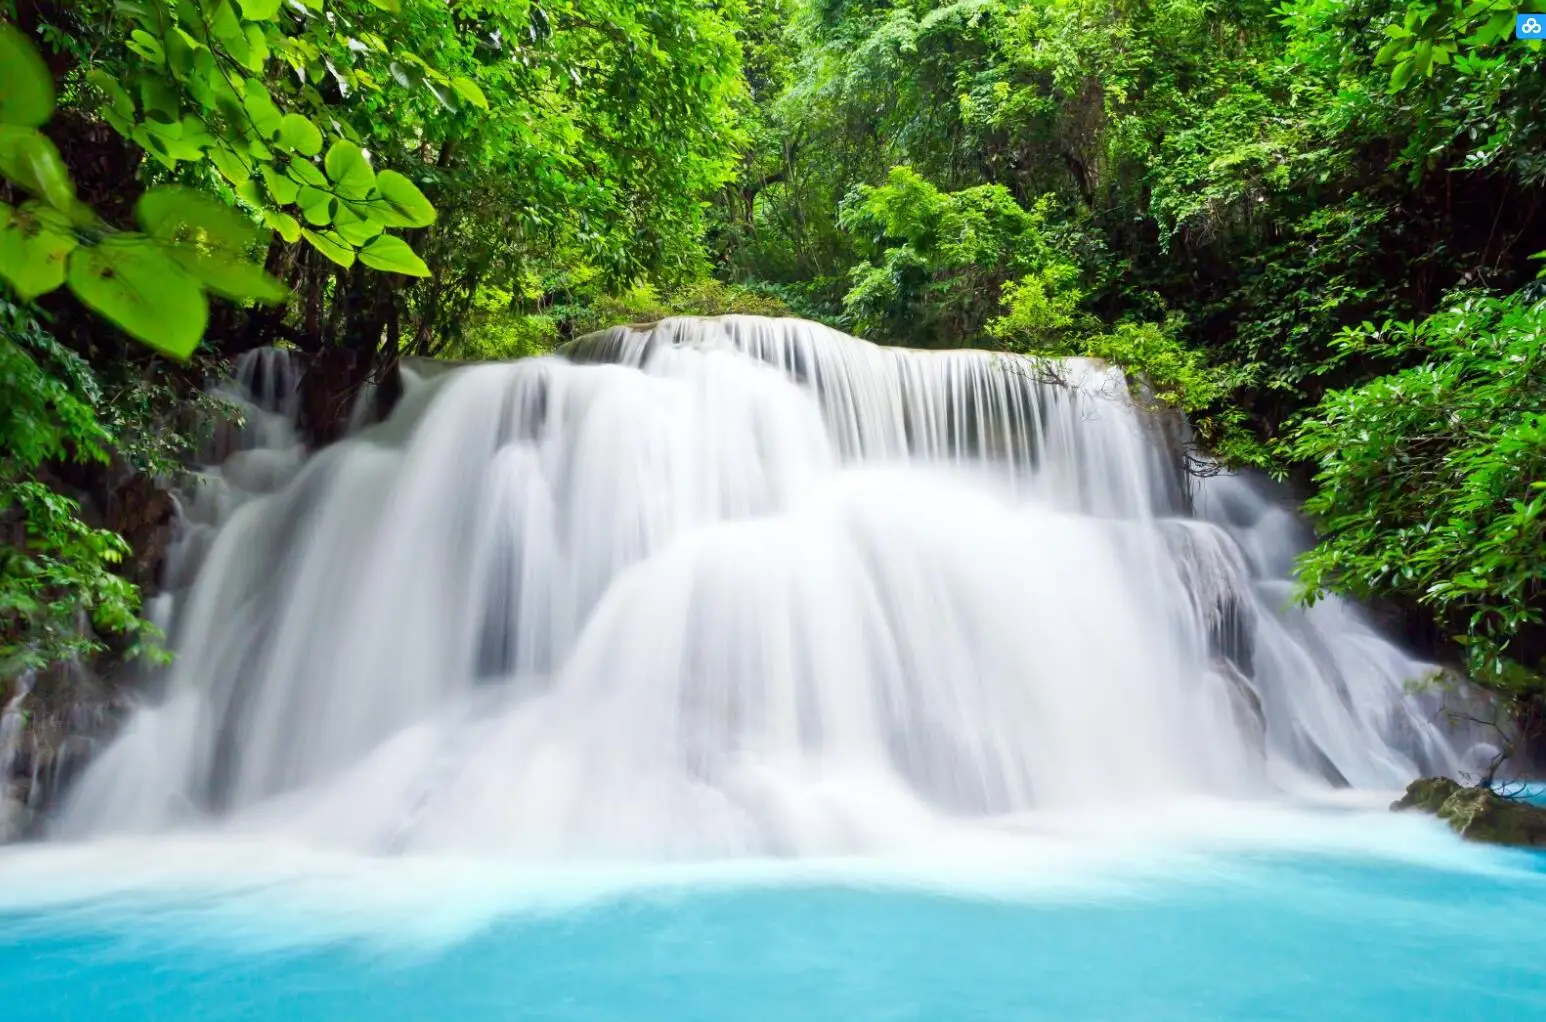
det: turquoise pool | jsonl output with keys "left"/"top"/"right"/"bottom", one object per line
{"left": 3, "top": 809, "right": 1543, "bottom": 1021}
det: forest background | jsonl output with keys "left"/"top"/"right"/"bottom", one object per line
{"left": 2, "top": 0, "right": 1544, "bottom": 729}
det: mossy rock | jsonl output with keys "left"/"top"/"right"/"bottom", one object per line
{"left": 1390, "top": 776, "right": 1462, "bottom": 814}
{"left": 1393, "top": 777, "right": 1546, "bottom": 847}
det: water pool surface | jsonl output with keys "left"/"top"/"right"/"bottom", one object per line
{"left": 3, "top": 808, "right": 1545, "bottom": 1021}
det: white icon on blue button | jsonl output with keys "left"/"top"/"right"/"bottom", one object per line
{"left": 1520, "top": 13, "right": 1546, "bottom": 37}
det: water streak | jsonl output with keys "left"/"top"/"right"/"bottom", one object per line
{"left": 55, "top": 316, "right": 1488, "bottom": 856}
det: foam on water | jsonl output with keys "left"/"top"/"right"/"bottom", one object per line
{"left": 5, "top": 803, "right": 1546, "bottom": 1021}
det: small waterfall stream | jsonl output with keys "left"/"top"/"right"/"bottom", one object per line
{"left": 53, "top": 316, "right": 1487, "bottom": 856}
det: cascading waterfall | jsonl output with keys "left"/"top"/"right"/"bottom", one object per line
{"left": 54, "top": 316, "right": 1489, "bottom": 857}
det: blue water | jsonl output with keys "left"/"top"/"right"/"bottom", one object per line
{"left": 4, "top": 819, "right": 1546, "bottom": 1021}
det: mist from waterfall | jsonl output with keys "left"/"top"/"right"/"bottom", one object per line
{"left": 54, "top": 316, "right": 1488, "bottom": 857}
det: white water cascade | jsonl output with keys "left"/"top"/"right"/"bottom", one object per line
{"left": 54, "top": 316, "right": 1487, "bottom": 857}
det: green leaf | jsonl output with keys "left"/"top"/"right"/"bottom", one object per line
{"left": 237, "top": 0, "right": 285, "bottom": 18}
{"left": 139, "top": 75, "right": 180, "bottom": 124}
{"left": 287, "top": 159, "right": 328, "bottom": 188}
{"left": 126, "top": 29, "right": 165, "bottom": 65}
{"left": 358, "top": 234, "right": 430, "bottom": 276}
{"left": 137, "top": 186, "right": 261, "bottom": 252}
{"left": 278, "top": 113, "right": 323, "bottom": 156}
{"left": 87, "top": 70, "right": 135, "bottom": 119}
{"left": 334, "top": 205, "right": 384, "bottom": 245}
{"left": 170, "top": 248, "right": 287, "bottom": 303}
{"left": 301, "top": 228, "right": 355, "bottom": 267}
{"left": 264, "top": 209, "right": 301, "bottom": 243}
{"left": 209, "top": 145, "right": 253, "bottom": 187}
{"left": 0, "top": 23, "right": 56, "bottom": 127}
{"left": 242, "top": 84, "right": 283, "bottom": 140}
{"left": 1390, "top": 56, "right": 1417, "bottom": 91}
{"left": 323, "top": 140, "right": 375, "bottom": 199}
{"left": 450, "top": 77, "right": 489, "bottom": 111}
{"left": 240, "top": 24, "right": 270, "bottom": 72}
{"left": 66, "top": 237, "right": 208, "bottom": 359}
{"left": 373, "top": 169, "right": 436, "bottom": 227}
{"left": 298, "top": 187, "right": 336, "bottom": 225}
{"left": 0, "top": 126, "right": 76, "bottom": 211}
{"left": 0, "top": 203, "right": 77, "bottom": 299}
{"left": 262, "top": 165, "right": 301, "bottom": 205}
{"left": 365, "top": 0, "right": 401, "bottom": 10}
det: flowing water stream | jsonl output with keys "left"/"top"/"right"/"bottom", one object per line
{"left": 2, "top": 316, "right": 1540, "bottom": 1019}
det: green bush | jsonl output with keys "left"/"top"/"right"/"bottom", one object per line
{"left": 1291, "top": 289, "right": 1546, "bottom": 692}
{"left": 0, "top": 301, "right": 154, "bottom": 679}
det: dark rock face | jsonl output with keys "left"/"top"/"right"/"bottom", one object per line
{"left": 105, "top": 473, "right": 177, "bottom": 598}
{"left": 1393, "top": 777, "right": 1546, "bottom": 847}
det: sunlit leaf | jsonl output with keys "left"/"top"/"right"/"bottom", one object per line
{"left": 0, "top": 203, "right": 76, "bottom": 299}
{"left": 0, "top": 23, "right": 55, "bottom": 127}
{"left": 287, "top": 159, "right": 328, "bottom": 188}
{"left": 0, "top": 126, "right": 76, "bottom": 211}
{"left": 169, "top": 248, "right": 287, "bottom": 303}
{"left": 373, "top": 169, "right": 436, "bottom": 227}
{"left": 298, "top": 186, "right": 336, "bottom": 225}
{"left": 238, "top": 0, "right": 284, "bottom": 19}
{"left": 323, "top": 140, "right": 375, "bottom": 198}
{"left": 301, "top": 227, "right": 355, "bottom": 267}
{"left": 263, "top": 209, "right": 302, "bottom": 243}
{"left": 66, "top": 237, "right": 208, "bottom": 359}
{"left": 262, "top": 166, "right": 301, "bottom": 205}
{"left": 334, "top": 205, "right": 384, "bottom": 245}
{"left": 359, "top": 234, "right": 430, "bottom": 276}
{"left": 137, "top": 186, "right": 262, "bottom": 253}
{"left": 126, "top": 29, "right": 165, "bottom": 65}
{"left": 242, "top": 84, "right": 284, "bottom": 140}
{"left": 278, "top": 113, "right": 323, "bottom": 156}
{"left": 450, "top": 77, "right": 489, "bottom": 111}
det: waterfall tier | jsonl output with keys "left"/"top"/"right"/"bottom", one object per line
{"left": 56, "top": 316, "right": 1483, "bottom": 856}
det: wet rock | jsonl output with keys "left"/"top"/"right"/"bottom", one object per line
{"left": 1392, "top": 777, "right": 1546, "bottom": 847}
{"left": 105, "top": 473, "right": 177, "bottom": 597}
{"left": 1391, "top": 776, "right": 1462, "bottom": 814}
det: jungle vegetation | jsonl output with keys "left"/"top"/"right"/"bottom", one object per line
{"left": 2, "top": 0, "right": 1544, "bottom": 712}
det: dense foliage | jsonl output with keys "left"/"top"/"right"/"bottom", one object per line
{"left": 2, "top": 0, "right": 1545, "bottom": 709}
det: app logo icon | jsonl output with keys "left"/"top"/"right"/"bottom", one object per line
{"left": 1520, "top": 13, "right": 1546, "bottom": 38}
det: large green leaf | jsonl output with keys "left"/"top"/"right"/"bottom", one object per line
{"left": 0, "top": 24, "right": 55, "bottom": 128}
{"left": 262, "top": 165, "right": 300, "bottom": 205}
{"left": 237, "top": 0, "right": 285, "bottom": 19}
{"left": 137, "top": 186, "right": 263, "bottom": 253}
{"left": 263, "top": 209, "right": 302, "bottom": 243}
{"left": 324, "top": 140, "right": 376, "bottom": 199}
{"left": 450, "top": 77, "right": 489, "bottom": 111}
{"left": 0, "top": 203, "right": 76, "bottom": 300}
{"left": 301, "top": 228, "right": 355, "bottom": 267}
{"left": 170, "top": 248, "right": 287, "bottom": 303}
{"left": 288, "top": 159, "right": 328, "bottom": 188}
{"left": 358, "top": 234, "right": 430, "bottom": 277}
{"left": 242, "top": 84, "right": 284, "bottom": 140}
{"left": 209, "top": 145, "right": 254, "bottom": 187}
{"left": 374, "top": 170, "right": 436, "bottom": 227}
{"left": 298, "top": 187, "right": 337, "bottom": 226}
{"left": 66, "top": 237, "right": 208, "bottom": 359}
{"left": 0, "top": 127, "right": 76, "bottom": 211}
{"left": 278, "top": 113, "right": 323, "bottom": 156}
{"left": 334, "top": 205, "right": 384, "bottom": 245}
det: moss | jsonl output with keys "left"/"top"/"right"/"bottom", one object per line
{"left": 1393, "top": 777, "right": 1546, "bottom": 847}
{"left": 1390, "top": 776, "right": 1462, "bottom": 814}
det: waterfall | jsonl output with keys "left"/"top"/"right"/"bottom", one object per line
{"left": 54, "top": 316, "right": 1487, "bottom": 857}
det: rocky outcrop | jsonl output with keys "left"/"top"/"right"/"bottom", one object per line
{"left": 1392, "top": 777, "right": 1546, "bottom": 847}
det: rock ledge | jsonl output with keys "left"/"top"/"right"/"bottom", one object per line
{"left": 1393, "top": 777, "right": 1546, "bottom": 847}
